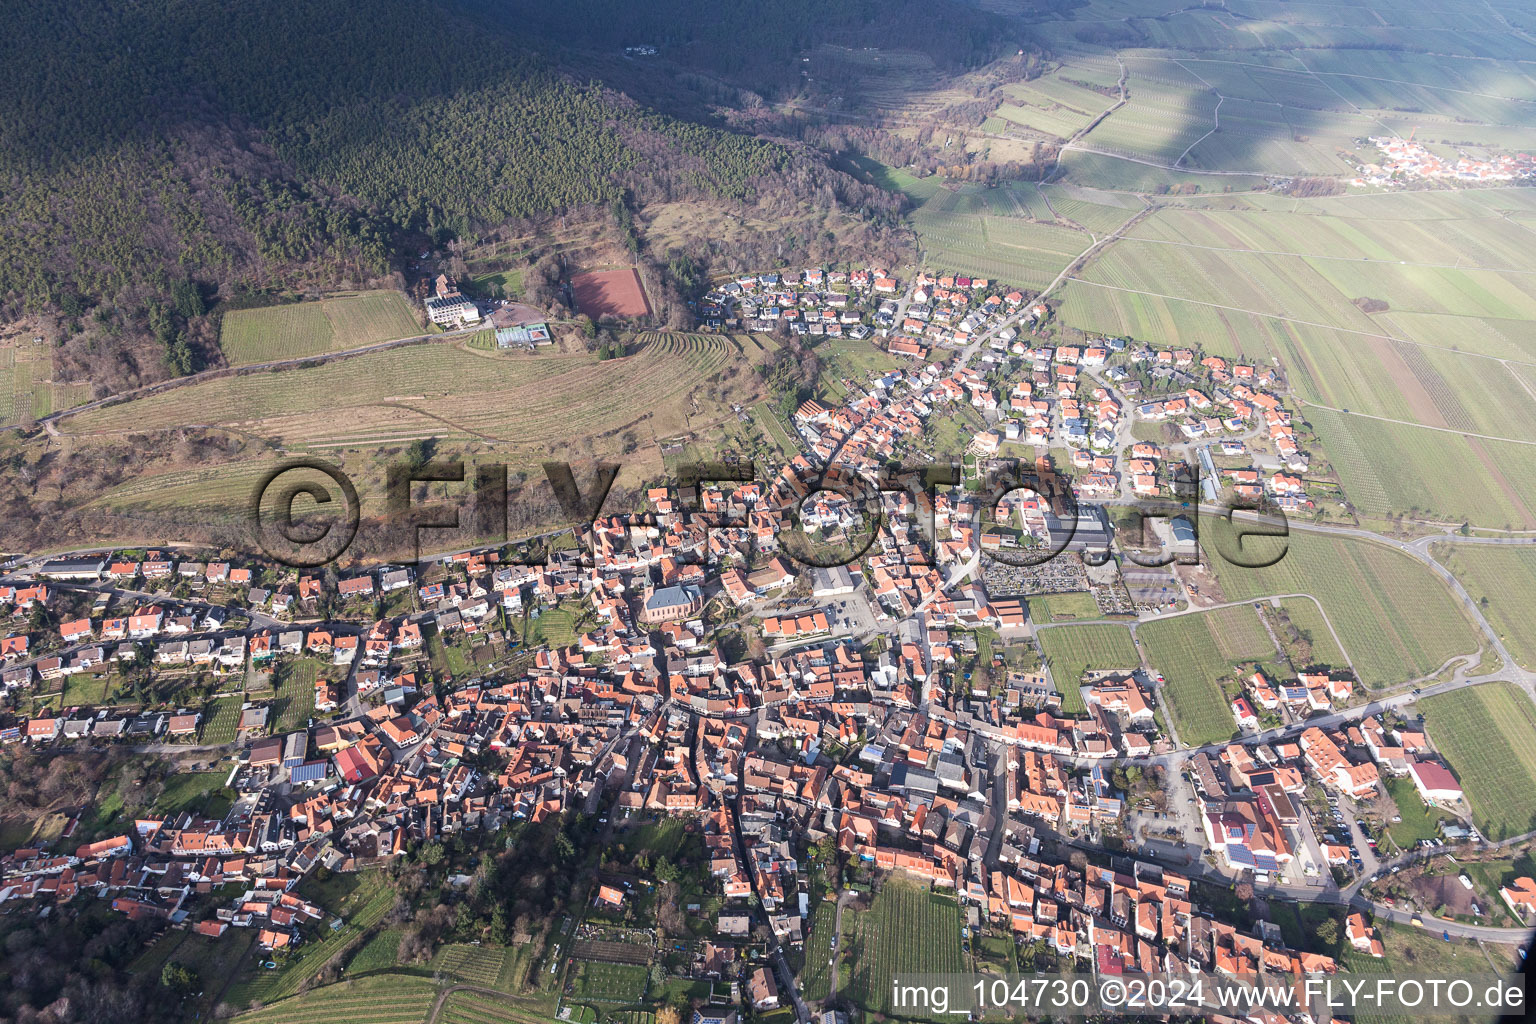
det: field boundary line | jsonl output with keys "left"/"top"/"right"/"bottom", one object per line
{"left": 1296, "top": 398, "right": 1536, "bottom": 447}
{"left": 1059, "top": 145, "right": 1269, "bottom": 176}
{"left": 38, "top": 325, "right": 481, "bottom": 435}
{"left": 1110, "top": 232, "right": 1536, "bottom": 276}
{"left": 1147, "top": 54, "right": 1536, "bottom": 105}
{"left": 1059, "top": 276, "right": 1536, "bottom": 371}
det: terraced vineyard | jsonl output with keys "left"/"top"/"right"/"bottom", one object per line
{"left": 1437, "top": 545, "right": 1536, "bottom": 670}
{"left": 1140, "top": 606, "right": 1273, "bottom": 747}
{"left": 433, "top": 944, "right": 510, "bottom": 988}
{"left": 64, "top": 333, "right": 747, "bottom": 450}
{"left": 1202, "top": 525, "right": 1482, "bottom": 687}
{"left": 1037, "top": 623, "right": 1141, "bottom": 713}
{"left": 1421, "top": 682, "right": 1536, "bottom": 841}
{"left": 842, "top": 881, "right": 966, "bottom": 1021}
{"left": 439, "top": 989, "right": 557, "bottom": 1024}
{"left": 232, "top": 974, "right": 437, "bottom": 1024}
{"left": 993, "top": 63, "right": 1119, "bottom": 139}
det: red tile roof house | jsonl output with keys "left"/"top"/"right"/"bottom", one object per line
{"left": 338, "top": 574, "right": 375, "bottom": 598}
{"left": 59, "top": 618, "right": 94, "bottom": 643}
{"left": 1499, "top": 877, "right": 1536, "bottom": 920}
{"left": 748, "top": 968, "right": 780, "bottom": 1010}
{"left": 1406, "top": 759, "right": 1463, "bottom": 804}
{"left": 168, "top": 713, "right": 201, "bottom": 736}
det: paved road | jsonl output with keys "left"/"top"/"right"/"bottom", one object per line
{"left": 825, "top": 890, "right": 852, "bottom": 1003}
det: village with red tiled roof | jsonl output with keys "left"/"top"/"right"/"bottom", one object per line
{"left": 0, "top": 257, "right": 1524, "bottom": 1021}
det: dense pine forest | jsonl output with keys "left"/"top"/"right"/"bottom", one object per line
{"left": 0, "top": 0, "right": 1030, "bottom": 394}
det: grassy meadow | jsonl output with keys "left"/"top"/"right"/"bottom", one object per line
{"left": 219, "top": 291, "right": 422, "bottom": 365}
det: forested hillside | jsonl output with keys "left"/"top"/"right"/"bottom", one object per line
{"left": 464, "top": 0, "right": 1032, "bottom": 92}
{"left": 0, "top": 0, "right": 934, "bottom": 394}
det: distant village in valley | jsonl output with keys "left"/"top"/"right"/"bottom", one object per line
{"left": 1353, "top": 136, "right": 1536, "bottom": 187}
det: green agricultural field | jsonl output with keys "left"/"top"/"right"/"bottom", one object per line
{"left": 570, "top": 959, "right": 649, "bottom": 1004}
{"left": 344, "top": 927, "right": 404, "bottom": 974}
{"left": 1202, "top": 524, "right": 1482, "bottom": 687}
{"left": 911, "top": 185, "right": 1089, "bottom": 290}
{"left": 200, "top": 694, "right": 245, "bottom": 744}
{"left": 1307, "top": 407, "right": 1536, "bottom": 531}
{"left": 1139, "top": 605, "right": 1272, "bottom": 748}
{"left": 433, "top": 943, "right": 509, "bottom": 987}
{"left": 1420, "top": 682, "right": 1536, "bottom": 841}
{"left": 842, "top": 881, "right": 965, "bottom": 1021}
{"left": 219, "top": 291, "right": 421, "bottom": 365}
{"left": 270, "top": 659, "right": 321, "bottom": 732}
{"left": 1271, "top": 599, "right": 1348, "bottom": 672}
{"left": 1436, "top": 545, "right": 1536, "bottom": 670}
{"left": 1026, "top": 591, "right": 1101, "bottom": 623}
{"left": 232, "top": 973, "right": 438, "bottom": 1024}
{"left": 1037, "top": 623, "right": 1140, "bottom": 714}
{"left": 801, "top": 901, "right": 838, "bottom": 1002}
{"left": 838, "top": 153, "right": 941, "bottom": 204}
